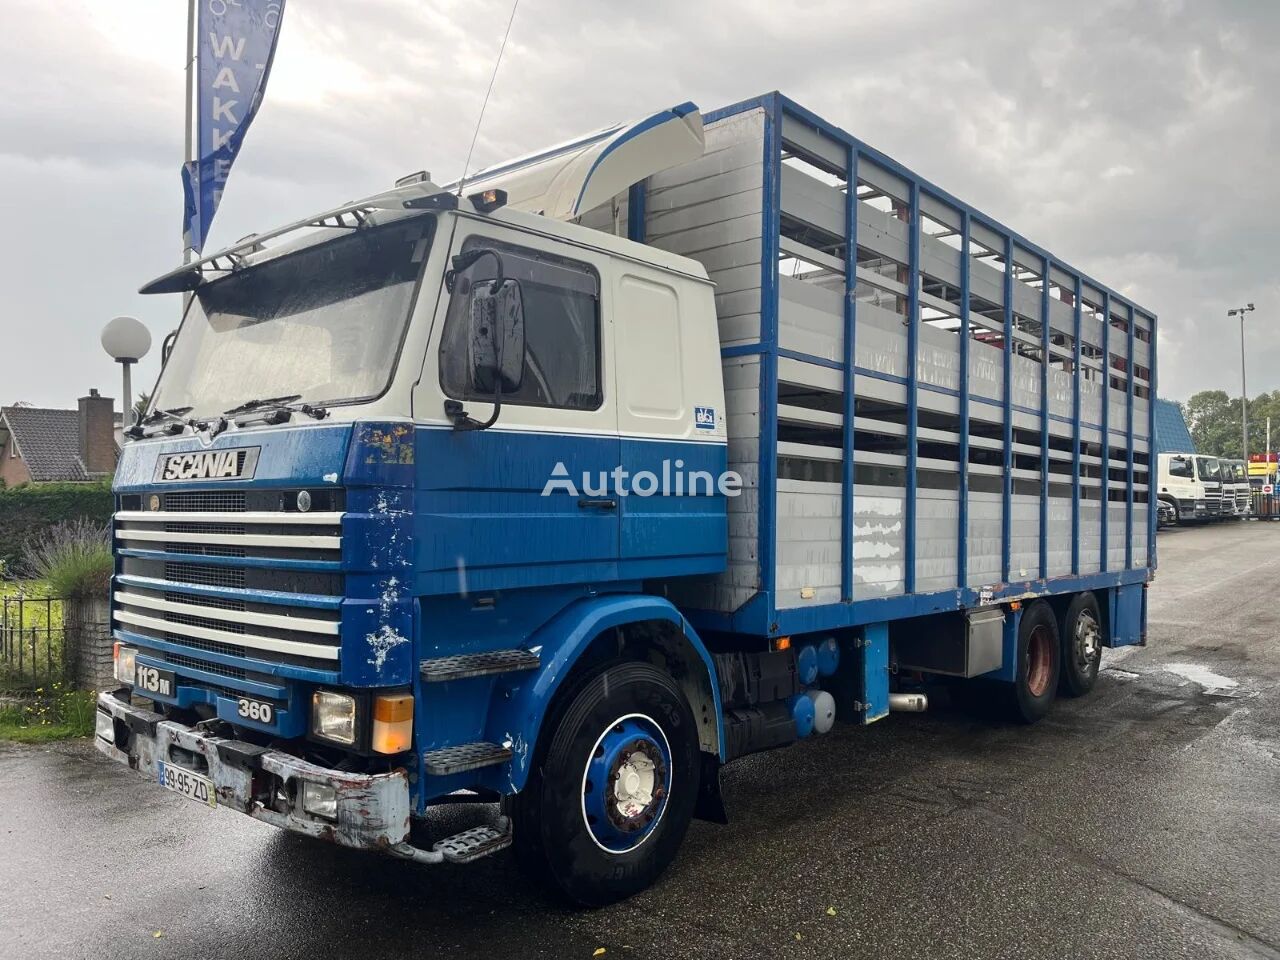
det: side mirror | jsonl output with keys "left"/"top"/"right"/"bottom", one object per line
{"left": 468, "top": 278, "right": 525, "bottom": 395}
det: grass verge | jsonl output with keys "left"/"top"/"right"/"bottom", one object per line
{"left": 0, "top": 686, "right": 96, "bottom": 742}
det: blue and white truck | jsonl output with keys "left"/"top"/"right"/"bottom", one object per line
{"left": 96, "top": 94, "right": 1157, "bottom": 905}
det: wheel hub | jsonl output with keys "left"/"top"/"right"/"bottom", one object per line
{"left": 1076, "top": 611, "right": 1101, "bottom": 670}
{"left": 581, "top": 715, "right": 672, "bottom": 854}
{"left": 1026, "top": 624, "right": 1052, "bottom": 697}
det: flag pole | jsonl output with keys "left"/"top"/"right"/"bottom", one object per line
{"left": 183, "top": 0, "right": 196, "bottom": 267}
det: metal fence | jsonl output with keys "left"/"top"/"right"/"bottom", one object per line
{"left": 1, "top": 594, "right": 68, "bottom": 690}
{"left": 1251, "top": 489, "right": 1280, "bottom": 520}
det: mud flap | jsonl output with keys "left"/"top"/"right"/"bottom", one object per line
{"left": 694, "top": 752, "right": 728, "bottom": 824}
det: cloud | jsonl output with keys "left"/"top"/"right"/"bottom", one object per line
{"left": 0, "top": 0, "right": 1277, "bottom": 410}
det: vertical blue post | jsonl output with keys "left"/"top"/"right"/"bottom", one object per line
{"left": 1039, "top": 257, "right": 1051, "bottom": 580}
{"left": 1001, "top": 235, "right": 1014, "bottom": 583}
{"left": 1071, "top": 276, "right": 1083, "bottom": 575}
{"left": 905, "top": 182, "right": 921, "bottom": 594}
{"left": 759, "top": 95, "right": 782, "bottom": 616}
{"left": 957, "top": 210, "right": 971, "bottom": 590}
{"left": 841, "top": 147, "right": 859, "bottom": 604}
{"left": 1100, "top": 291, "right": 1111, "bottom": 572}
{"left": 859, "top": 622, "right": 890, "bottom": 724}
{"left": 1126, "top": 303, "right": 1136, "bottom": 570}
{"left": 626, "top": 181, "right": 646, "bottom": 242}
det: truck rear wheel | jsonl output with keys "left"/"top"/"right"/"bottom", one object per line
{"left": 506, "top": 660, "right": 700, "bottom": 906}
{"left": 1058, "top": 592, "right": 1102, "bottom": 697}
{"left": 997, "top": 600, "right": 1060, "bottom": 724}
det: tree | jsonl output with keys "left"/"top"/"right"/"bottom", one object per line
{"left": 132, "top": 391, "right": 150, "bottom": 423}
{"left": 1182, "top": 389, "right": 1280, "bottom": 459}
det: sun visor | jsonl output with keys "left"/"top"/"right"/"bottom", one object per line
{"left": 459, "top": 102, "right": 704, "bottom": 221}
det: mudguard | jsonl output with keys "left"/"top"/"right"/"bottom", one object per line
{"left": 486, "top": 593, "right": 724, "bottom": 790}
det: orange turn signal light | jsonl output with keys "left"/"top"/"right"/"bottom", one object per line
{"left": 372, "top": 693, "right": 413, "bottom": 754}
{"left": 771, "top": 636, "right": 792, "bottom": 651}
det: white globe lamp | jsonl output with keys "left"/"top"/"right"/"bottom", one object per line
{"left": 101, "top": 316, "right": 152, "bottom": 429}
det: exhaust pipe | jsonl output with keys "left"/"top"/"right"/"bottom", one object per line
{"left": 889, "top": 692, "right": 928, "bottom": 713}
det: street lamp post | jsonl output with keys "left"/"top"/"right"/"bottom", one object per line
{"left": 100, "top": 316, "right": 152, "bottom": 431}
{"left": 1228, "top": 303, "right": 1256, "bottom": 460}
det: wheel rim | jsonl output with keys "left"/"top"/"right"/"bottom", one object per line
{"left": 1025, "top": 624, "right": 1053, "bottom": 697}
{"left": 1074, "top": 609, "right": 1101, "bottom": 673}
{"left": 580, "top": 713, "right": 672, "bottom": 854}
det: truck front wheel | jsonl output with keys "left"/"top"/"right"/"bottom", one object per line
{"left": 507, "top": 660, "right": 700, "bottom": 906}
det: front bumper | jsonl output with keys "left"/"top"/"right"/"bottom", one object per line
{"left": 95, "top": 691, "right": 419, "bottom": 855}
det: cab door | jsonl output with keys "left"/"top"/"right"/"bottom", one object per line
{"left": 412, "top": 221, "right": 619, "bottom": 595}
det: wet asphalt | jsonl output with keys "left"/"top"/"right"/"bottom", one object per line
{"left": 3, "top": 520, "right": 1280, "bottom": 959}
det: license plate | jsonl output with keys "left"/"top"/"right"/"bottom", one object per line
{"left": 156, "top": 760, "right": 217, "bottom": 808}
{"left": 234, "top": 696, "right": 275, "bottom": 725}
{"left": 135, "top": 663, "right": 176, "bottom": 698}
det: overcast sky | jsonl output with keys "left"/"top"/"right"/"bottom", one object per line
{"left": 1, "top": 0, "right": 1276, "bottom": 411}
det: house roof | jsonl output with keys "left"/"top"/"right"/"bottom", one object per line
{"left": 0, "top": 406, "right": 94, "bottom": 482}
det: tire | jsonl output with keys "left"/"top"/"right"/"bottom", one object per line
{"left": 1058, "top": 592, "right": 1103, "bottom": 697}
{"left": 996, "top": 600, "right": 1060, "bottom": 724}
{"left": 506, "top": 660, "right": 700, "bottom": 907}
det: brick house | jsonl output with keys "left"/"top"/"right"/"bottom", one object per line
{"left": 0, "top": 390, "right": 119, "bottom": 485}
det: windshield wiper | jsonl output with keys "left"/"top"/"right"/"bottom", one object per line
{"left": 225, "top": 396, "right": 332, "bottom": 427}
{"left": 126, "top": 406, "right": 194, "bottom": 439}
{"left": 145, "top": 405, "right": 194, "bottom": 424}
{"left": 223, "top": 394, "right": 303, "bottom": 416}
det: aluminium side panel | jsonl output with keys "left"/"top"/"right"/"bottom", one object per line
{"left": 646, "top": 104, "right": 768, "bottom": 615}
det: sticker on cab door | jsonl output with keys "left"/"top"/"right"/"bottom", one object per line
{"left": 694, "top": 406, "right": 716, "bottom": 430}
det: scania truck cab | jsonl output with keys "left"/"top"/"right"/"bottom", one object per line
{"left": 96, "top": 96, "right": 1157, "bottom": 905}
{"left": 1157, "top": 452, "right": 1207, "bottom": 523}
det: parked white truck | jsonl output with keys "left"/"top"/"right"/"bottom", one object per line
{"left": 1157, "top": 452, "right": 1207, "bottom": 523}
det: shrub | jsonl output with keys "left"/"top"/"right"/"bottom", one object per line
{"left": 23, "top": 519, "right": 112, "bottom": 599}
{"left": 0, "top": 481, "right": 113, "bottom": 572}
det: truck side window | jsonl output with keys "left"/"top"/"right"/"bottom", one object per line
{"left": 1168, "top": 457, "right": 1192, "bottom": 479}
{"left": 439, "top": 238, "right": 602, "bottom": 411}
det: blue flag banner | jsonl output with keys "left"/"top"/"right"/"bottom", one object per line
{"left": 182, "top": 0, "right": 286, "bottom": 254}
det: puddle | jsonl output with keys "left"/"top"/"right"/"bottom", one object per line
{"left": 1163, "top": 662, "right": 1240, "bottom": 694}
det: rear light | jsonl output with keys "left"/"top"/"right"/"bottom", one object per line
{"left": 371, "top": 693, "right": 413, "bottom": 754}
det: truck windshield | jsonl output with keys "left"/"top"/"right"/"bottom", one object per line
{"left": 1196, "top": 457, "right": 1220, "bottom": 480}
{"left": 150, "top": 215, "right": 434, "bottom": 419}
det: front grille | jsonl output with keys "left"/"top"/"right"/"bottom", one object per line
{"left": 166, "top": 610, "right": 247, "bottom": 635}
{"left": 164, "top": 562, "right": 245, "bottom": 588}
{"left": 166, "top": 652, "right": 247, "bottom": 681}
{"left": 165, "top": 591, "right": 245, "bottom": 612}
{"left": 164, "top": 490, "right": 246, "bottom": 512}
{"left": 116, "top": 490, "right": 344, "bottom": 699}
{"left": 165, "top": 542, "right": 247, "bottom": 558}
{"left": 164, "top": 633, "right": 246, "bottom": 659}
{"left": 165, "top": 521, "right": 246, "bottom": 536}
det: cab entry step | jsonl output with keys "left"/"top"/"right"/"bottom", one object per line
{"left": 419, "top": 648, "right": 540, "bottom": 683}
{"left": 433, "top": 823, "right": 513, "bottom": 864}
{"left": 423, "top": 741, "right": 513, "bottom": 776}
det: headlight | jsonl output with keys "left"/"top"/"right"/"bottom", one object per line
{"left": 310, "top": 690, "right": 357, "bottom": 745}
{"left": 301, "top": 782, "right": 337, "bottom": 821}
{"left": 113, "top": 643, "right": 137, "bottom": 685}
